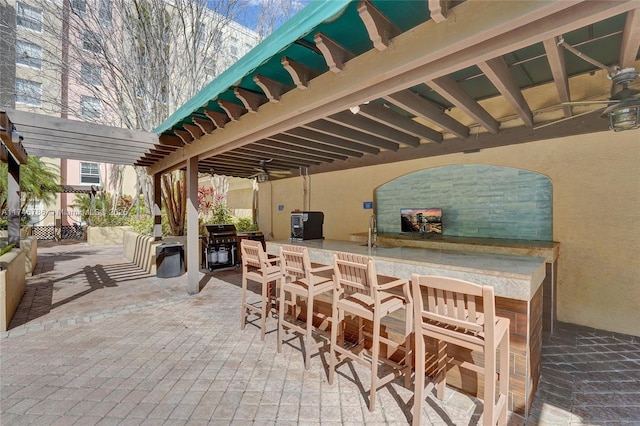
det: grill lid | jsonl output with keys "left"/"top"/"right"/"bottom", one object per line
{"left": 206, "top": 224, "right": 237, "bottom": 235}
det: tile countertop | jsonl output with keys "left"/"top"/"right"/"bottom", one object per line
{"left": 266, "top": 239, "right": 547, "bottom": 302}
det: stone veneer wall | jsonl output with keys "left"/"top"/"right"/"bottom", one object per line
{"left": 375, "top": 164, "right": 552, "bottom": 241}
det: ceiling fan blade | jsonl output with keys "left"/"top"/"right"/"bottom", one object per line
{"left": 534, "top": 107, "right": 605, "bottom": 130}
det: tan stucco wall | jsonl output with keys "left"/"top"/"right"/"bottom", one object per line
{"left": 0, "top": 249, "right": 26, "bottom": 331}
{"left": 87, "top": 226, "right": 133, "bottom": 246}
{"left": 258, "top": 130, "right": 640, "bottom": 336}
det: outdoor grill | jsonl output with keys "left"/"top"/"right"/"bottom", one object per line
{"left": 205, "top": 224, "right": 238, "bottom": 271}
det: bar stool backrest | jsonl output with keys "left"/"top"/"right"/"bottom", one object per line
{"left": 412, "top": 275, "right": 496, "bottom": 351}
{"left": 333, "top": 252, "right": 378, "bottom": 299}
{"left": 241, "top": 239, "right": 269, "bottom": 270}
{"left": 279, "top": 244, "right": 312, "bottom": 282}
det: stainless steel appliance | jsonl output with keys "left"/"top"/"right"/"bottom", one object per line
{"left": 206, "top": 224, "right": 238, "bottom": 271}
{"left": 290, "top": 211, "right": 324, "bottom": 241}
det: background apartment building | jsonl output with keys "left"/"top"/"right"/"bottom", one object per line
{"left": 1, "top": 0, "right": 259, "bottom": 228}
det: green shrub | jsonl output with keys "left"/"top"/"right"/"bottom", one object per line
{"left": 0, "top": 243, "right": 15, "bottom": 256}
{"left": 235, "top": 217, "right": 258, "bottom": 232}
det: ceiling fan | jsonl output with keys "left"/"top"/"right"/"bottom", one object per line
{"left": 535, "top": 38, "right": 640, "bottom": 131}
{"left": 250, "top": 158, "right": 292, "bottom": 182}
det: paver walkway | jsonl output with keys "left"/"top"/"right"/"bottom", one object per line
{"left": 1, "top": 242, "right": 639, "bottom": 425}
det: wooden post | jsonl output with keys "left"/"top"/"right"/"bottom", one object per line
{"left": 7, "top": 154, "right": 20, "bottom": 247}
{"left": 186, "top": 156, "right": 199, "bottom": 295}
{"left": 153, "top": 172, "right": 162, "bottom": 241}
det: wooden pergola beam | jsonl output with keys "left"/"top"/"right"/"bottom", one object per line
{"left": 620, "top": 8, "right": 640, "bottom": 68}
{"left": 282, "top": 56, "right": 320, "bottom": 90}
{"left": 253, "top": 74, "right": 291, "bottom": 103}
{"left": 428, "top": 75, "right": 500, "bottom": 134}
{"left": 478, "top": 56, "right": 534, "bottom": 127}
{"left": 183, "top": 123, "right": 204, "bottom": 140}
{"left": 192, "top": 117, "right": 216, "bottom": 134}
{"left": 385, "top": 91, "right": 470, "bottom": 139}
{"left": 357, "top": 0, "right": 400, "bottom": 51}
{"left": 429, "top": 0, "right": 448, "bottom": 23}
{"left": 543, "top": 36, "right": 572, "bottom": 117}
{"left": 268, "top": 134, "right": 364, "bottom": 158}
{"left": 305, "top": 119, "right": 400, "bottom": 151}
{"left": 174, "top": 129, "right": 194, "bottom": 144}
{"left": 234, "top": 87, "right": 268, "bottom": 113}
{"left": 357, "top": 103, "right": 443, "bottom": 143}
{"left": 204, "top": 109, "right": 230, "bottom": 129}
{"left": 218, "top": 99, "right": 246, "bottom": 121}
{"left": 314, "top": 32, "right": 355, "bottom": 73}
{"left": 328, "top": 110, "right": 420, "bottom": 147}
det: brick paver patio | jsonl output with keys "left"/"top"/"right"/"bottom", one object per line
{"left": 1, "top": 242, "right": 639, "bottom": 425}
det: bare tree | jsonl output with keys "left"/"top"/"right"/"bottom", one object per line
{"left": 251, "top": 0, "right": 307, "bottom": 41}
{"left": 2, "top": 0, "right": 301, "bottom": 234}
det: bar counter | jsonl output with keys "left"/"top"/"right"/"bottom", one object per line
{"left": 266, "top": 239, "right": 546, "bottom": 417}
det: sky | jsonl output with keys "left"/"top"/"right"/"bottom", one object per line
{"left": 232, "top": 0, "right": 312, "bottom": 32}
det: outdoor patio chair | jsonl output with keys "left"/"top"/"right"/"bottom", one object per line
{"left": 411, "top": 274, "right": 509, "bottom": 426}
{"left": 240, "top": 239, "right": 281, "bottom": 341}
{"left": 328, "top": 251, "right": 412, "bottom": 412}
{"left": 277, "top": 244, "right": 334, "bottom": 369}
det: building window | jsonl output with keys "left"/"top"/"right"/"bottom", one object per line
{"left": 82, "top": 31, "right": 102, "bottom": 54}
{"left": 80, "top": 96, "right": 101, "bottom": 119}
{"left": 16, "top": 2, "right": 42, "bottom": 32}
{"left": 15, "top": 78, "right": 42, "bottom": 106}
{"left": 81, "top": 63, "right": 102, "bottom": 86}
{"left": 212, "top": 29, "right": 221, "bottom": 45}
{"left": 80, "top": 162, "right": 100, "bottom": 184}
{"left": 71, "top": 0, "right": 86, "bottom": 16}
{"left": 16, "top": 40, "right": 42, "bottom": 69}
{"left": 196, "top": 22, "right": 205, "bottom": 46}
{"left": 99, "top": 0, "right": 112, "bottom": 25}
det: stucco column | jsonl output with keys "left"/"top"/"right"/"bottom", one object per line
{"left": 186, "top": 156, "right": 199, "bottom": 294}
{"left": 7, "top": 154, "right": 20, "bottom": 247}
{"left": 153, "top": 172, "right": 162, "bottom": 241}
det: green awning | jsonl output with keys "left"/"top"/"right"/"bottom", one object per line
{"left": 154, "top": 0, "right": 352, "bottom": 135}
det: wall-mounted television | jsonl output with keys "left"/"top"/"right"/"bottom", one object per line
{"left": 400, "top": 208, "right": 443, "bottom": 234}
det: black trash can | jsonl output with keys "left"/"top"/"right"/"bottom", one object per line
{"left": 156, "top": 242, "right": 185, "bottom": 278}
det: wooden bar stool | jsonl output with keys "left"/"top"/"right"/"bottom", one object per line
{"left": 277, "top": 244, "right": 334, "bottom": 369}
{"left": 240, "top": 239, "right": 282, "bottom": 341}
{"left": 328, "top": 251, "right": 412, "bottom": 411}
{"left": 411, "top": 274, "right": 510, "bottom": 426}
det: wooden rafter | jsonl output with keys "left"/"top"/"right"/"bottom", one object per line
{"left": 218, "top": 100, "right": 246, "bottom": 121}
{"left": 282, "top": 56, "right": 319, "bottom": 89}
{"left": 192, "top": 117, "right": 215, "bottom": 134}
{"left": 314, "top": 32, "right": 355, "bottom": 73}
{"left": 289, "top": 127, "right": 380, "bottom": 155}
{"left": 478, "top": 57, "right": 534, "bottom": 127}
{"left": 159, "top": 135, "right": 183, "bottom": 147}
{"left": 543, "top": 36, "right": 572, "bottom": 117}
{"left": 250, "top": 140, "right": 339, "bottom": 163}
{"left": 385, "top": 91, "right": 469, "bottom": 139}
{"left": 256, "top": 139, "right": 348, "bottom": 161}
{"left": 357, "top": 0, "right": 400, "bottom": 51}
{"left": 357, "top": 103, "right": 443, "bottom": 143}
{"left": 328, "top": 110, "right": 420, "bottom": 147}
{"left": 253, "top": 75, "right": 291, "bottom": 103}
{"left": 428, "top": 0, "right": 448, "bottom": 23}
{"left": 204, "top": 109, "right": 230, "bottom": 129}
{"left": 268, "top": 134, "right": 364, "bottom": 158}
{"left": 234, "top": 87, "right": 268, "bottom": 113}
{"left": 238, "top": 145, "right": 324, "bottom": 165}
{"left": 183, "top": 123, "right": 204, "bottom": 140}
{"left": 174, "top": 129, "right": 194, "bottom": 144}
{"left": 620, "top": 8, "right": 640, "bottom": 69}
{"left": 428, "top": 75, "right": 500, "bottom": 134}
{"left": 306, "top": 119, "right": 399, "bottom": 151}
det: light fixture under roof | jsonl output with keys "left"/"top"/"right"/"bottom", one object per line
{"left": 602, "top": 101, "right": 640, "bottom": 131}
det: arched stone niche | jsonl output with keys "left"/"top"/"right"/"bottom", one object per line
{"left": 375, "top": 164, "right": 552, "bottom": 241}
